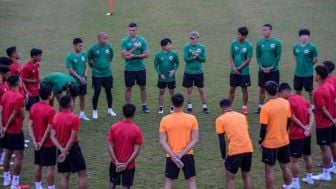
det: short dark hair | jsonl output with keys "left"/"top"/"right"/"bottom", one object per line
{"left": 263, "top": 24, "right": 273, "bottom": 30}
{"left": 264, "top": 80, "right": 278, "bottom": 96}
{"left": 0, "top": 57, "right": 13, "bottom": 66}
{"left": 278, "top": 83, "right": 292, "bottom": 92}
{"left": 323, "top": 60, "right": 335, "bottom": 73}
{"left": 6, "top": 46, "right": 16, "bottom": 57}
{"left": 59, "top": 95, "right": 72, "bottom": 109}
{"left": 237, "top": 26, "right": 248, "bottom": 36}
{"left": 39, "top": 84, "right": 52, "bottom": 100}
{"left": 172, "top": 93, "right": 184, "bottom": 108}
{"left": 299, "top": 28, "right": 310, "bottom": 36}
{"left": 67, "top": 83, "right": 79, "bottom": 97}
{"left": 122, "top": 103, "right": 136, "bottom": 118}
{"left": 160, "top": 38, "right": 172, "bottom": 47}
{"left": 315, "top": 65, "right": 329, "bottom": 80}
{"left": 219, "top": 99, "right": 232, "bottom": 108}
{"left": 7, "top": 75, "right": 19, "bottom": 87}
{"left": 73, "top": 38, "right": 83, "bottom": 45}
{"left": 0, "top": 66, "right": 10, "bottom": 74}
{"left": 30, "top": 48, "right": 43, "bottom": 58}
{"left": 128, "top": 23, "right": 137, "bottom": 28}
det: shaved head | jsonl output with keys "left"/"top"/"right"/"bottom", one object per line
{"left": 97, "top": 32, "right": 108, "bottom": 45}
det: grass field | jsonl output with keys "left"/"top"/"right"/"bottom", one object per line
{"left": 1, "top": 0, "right": 336, "bottom": 188}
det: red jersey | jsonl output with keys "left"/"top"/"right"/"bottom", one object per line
{"left": 107, "top": 120, "right": 143, "bottom": 169}
{"left": 287, "top": 94, "right": 310, "bottom": 140}
{"left": 29, "top": 102, "right": 56, "bottom": 147}
{"left": 326, "top": 75, "right": 336, "bottom": 117}
{"left": 1, "top": 89, "right": 25, "bottom": 134}
{"left": 51, "top": 112, "right": 80, "bottom": 147}
{"left": 314, "top": 82, "right": 335, "bottom": 129}
{"left": 21, "top": 61, "right": 39, "bottom": 97}
{"left": 0, "top": 82, "right": 9, "bottom": 99}
{"left": 9, "top": 62, "right": 21, "bottom": 76}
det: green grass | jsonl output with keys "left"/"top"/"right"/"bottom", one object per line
{"left": 1, "top": 0, "right": 336, "bottom": 188}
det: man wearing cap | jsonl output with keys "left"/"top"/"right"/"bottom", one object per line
{"left": 183, "top": 31, "right": 209, "bottom": 113}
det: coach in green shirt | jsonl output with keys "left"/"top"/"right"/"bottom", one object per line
{"left": 65, "top": 37, "right": 90, "bottom": 121}
{"left": 183, "top": 31, "right": 209, "bottom": 114}
{"left": 293, "top": 28, "right": 318, "bottom": 109}
{"left": 88, "top": 32, "right": 116, "bottom": 119}
{"left": 121, "top": 23, "right": 150, "bottom": 113}
{"left": 255, "top": 24, "right": 282, "bottom": 113}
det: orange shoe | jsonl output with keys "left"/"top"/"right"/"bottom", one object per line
{"left": 242, "top": 107, "right": 249, "bottom": 115}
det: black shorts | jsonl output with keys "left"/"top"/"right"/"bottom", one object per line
{"left": 293, "top": 75, "right": 313, "bottom": 92}
{"left": 316, "top": 126, "right": 336, "bottom": 145}
{"left": 124, "top": 70, "right": 146, "bottom": 87}
{"left": 25, "top": 96, "right": 40, "bottom": 111}
{"left": 57, "top": 144, "right": 86, "bottom": 173}
{"left": 3, "top": 133, "right": 24, "bottom": 151}
{"left": 290, "top": 137, "right": 311, "bottom": 158}
{"left": 109, "top": 163, "right": 135, "bottom": 187}
{"left": 225, "top": 152, "right": 252, "bottom": 174}
{"left": 35, "top": 146, "right": 57, "bottom": 166}
{"left": 230, "top": 74, "right": 251, "bottom": 88}
{"left": 165, "top": 154, "right": 196, "bottom": 180}
{"left": 262, "top": 145, "right": 290, "bottom": 166}
{"left": 0, "top": 137, "right": 3, "bottom": 148}
{"left": 182, "top": 73, "right": 204, "bottom": 88}
{"left": 258, "top": 70, "right": 280, "bottom": 87}
{"left": 158, "top": 81, "right": 176, "bottom": 89}
{"left": 92, "top": 76, "right": 113, "bottom": 89}
{"left": 78, "top": 83, "right": 87, "bottom": 96}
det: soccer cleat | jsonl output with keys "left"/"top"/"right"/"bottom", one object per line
{"left": 158, "top": 107, "right": 164, "bottom": 114}
{"left": 311, "top": 173, "right": 331, "bottom": 181}
{"left": 202, "top": 107, "right": 209, "bottom": 114}
{"left": 187, "top": 107, "right": 192, "bottom": 113}
{"left": 11, "top": 184, "right": 29, "bottom": 189}
{"left": 290, "top": 181, "right": 300, "bottom": 189}
{"left": 254, "top": 107, "right": 261, "bottom": 114}
{"left": 170, "top": 106, "right": 174, "bottom": 113}
{"left": 302, "top": 177, "right": 314, "bottom": 185}
{"left": 92, "top": 111, "right": 98, "bottom": 119}
{"left": 329, "top": 166, "right": 336, "bottom": 174}
{"left": 242, "top": 107, "right": 249, "bottom": 115}
{"left": 142, "top": 105, "right": 150, "bottom": 113}
{"left": 79, "top": 114, "right": 90, "bottom": 121}
{"left": 107, "top": 109, "right": 117, "bottom": 116}
{"left": 4, "top": 179, "right": 11, "bottom": 187}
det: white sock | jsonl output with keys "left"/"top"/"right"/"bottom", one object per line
{"left": 93, "top": 110, "right": 97, "bottom": 114}
{"left": 188, "top": 103, "right": 192, "bottom": 109}
{"left": 202, "top": 104, "right": 207, "bottom": 108}
{"left": 0, "top": 151, "right": 5, "bottom": 163}
{"left": 108, "top": 108, "right": 112, "bottom": 112}
{"left": 307, "top": 172, "right": 312, "bottom": 179}
{"left": 80, "top": 111, "right": 85, "bottom": 116}
{"left": 4, "top": 171, "right": 10, "bottom": 181}
{"left": 12, "top": 175, "right": 19, "bottom": 186}
{"left": 333, "top": 161, "right": 336, "bottom": 167}
{"left": 242, "top": 105, "right": 247, "bottom": 109}
{"left": 258, "top": 104, "right": 263, "bottom": 108}
{"left": 292, "top": 177, "right": 299, "bottom": 182}
{"left": 48, "top": 185, "right": 56, "bottom": 189}
{"left": 323, "top": 168, "right": 330, "bottom": 177}
{"left": 35, "top": 181, "right": 42, "bottom": 189}
{"left": 283, "top": 185, "right": 290, "bottom": 189}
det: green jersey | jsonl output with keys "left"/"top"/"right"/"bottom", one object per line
{"left": 87, "top": 43, "right": 113, "bottom": 77}
{"left": 293, "top": 42, "right": 318, "bottom": 77}
{"left": 121, "top": 35, "right": 149, "bottom": 71}
{"left": 256, "top": 38, "right": 282, "bottom": 71}
{"left": 65, "top": 51, "right": 87, "bottom": 85}
{"left": 154, "top": 50, "right": 179, "bottom": 82}
{"left": 42, "top": 72, "right": 76, "bottom": 94}
{"left": 183, "top": 43, "right": 207, "bottom": 74}
{"left": 230, "top": 40, "right": 253, "bottom": 75}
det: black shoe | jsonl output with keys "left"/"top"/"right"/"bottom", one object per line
{"left": 254, "top": 107, "right": 261, "bottom": 114}
{"left": 170, "top": 106, "right": 174, "bottom": 113}
{"left": 203, "top": 107, "right": 209, "bottom": 114}
{"left": 142, "top": 105, "right": 150, "bottom": 113}
{"left": 187, "top": 107, "right": 192, "bottom": 113}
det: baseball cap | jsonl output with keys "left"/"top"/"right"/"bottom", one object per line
{"left": 189, "top": 31, "right": 199, "bottom": 39}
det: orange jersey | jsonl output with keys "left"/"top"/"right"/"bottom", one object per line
{"left": 260, "top": 98, "right": 291, "bottom": 148}
{"left": 159, "top": 112, "right": 199, "bottom": 155}
{"left": 216, "top": 111, "right": 253, "bottom": 156}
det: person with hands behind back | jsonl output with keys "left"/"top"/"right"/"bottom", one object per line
{"left": 159, "top": 93, "right": 199, "bottom": 189}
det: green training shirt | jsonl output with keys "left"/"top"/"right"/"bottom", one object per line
{"left": 154, "top": 50, "right": 179, "bottom": 82}
{"left": 42, "top": 72, "right": 76, "bottom": 94}
{"left": 121, "top": 35, "right": 149, "bottom": 71}
{"left": 183, "top": 43, "right": 207, "bottom": 74}
{"left": 65, "top": 51, "right": 87, "bottom": 85}
{"left": 256, "top": 38, "right": 282, "bottom": 71}
{"left": 293, "top": 42, "right": 318, "bottom": 77}
{"left": 87, "top": 43, "right": 113, "bottom": 77}
{"left": 230, "top": 40, "right": 253, "bottom": 75}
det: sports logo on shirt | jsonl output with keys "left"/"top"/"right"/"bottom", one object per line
{"left": 296, "top": 49, "right": 299, "bottom": 53}
{"left": 196, "top": 49, "right": 201, "bottom": 53}
{"left": 242, "top": 48, "right": 247, "bottom": 52}
{"left": 105, "top": 49, "right": 110, "bottom": 54}
{"left": 270, "top": 44, "right": 275, "bottom": 48}
{"left": 261, "top": 44, "right": 265, "bottom": 48}
{"left": 235, "top": 46, "right": 238, "bottom": 50}
{"left": 304, "top": 49, "right": 309, "bottom": 54}
{"left": 160, "top": 57, "right": 164, "bottom": 61}
{"left": 81, "top": 57, "right": 86, "bottom": 61}
{"left": 169, "top": 56, "right": 173, "bottom": 60}
{"left": 74, "top": 59, "right": 77, "bottom": 63}
{"left": 96, "top": 51, "right": 100, "bottom": 54}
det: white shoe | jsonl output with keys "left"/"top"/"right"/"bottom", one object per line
{"left": 10, "top": 184, "right": 19, "bottom": 189}
{"left": 311, "top": 173, "right": 331, "bottom": 181}
{"left": 3, "top": 179, "right": 11, "bottom": 186}
{"left": 79, "top": 114, "right": 90, "bottom": 121}
{"left": 107, "top": 109, "right": 117, "bottom": 116}
{"left": 330, "top": 166, "right": 336, "bottom": 174}
{"left": 24, "top": 144, "right": 28, "bottom": 148}
{"left": 92, "top": 111, "right": 98, "bottom": 119}
{"left": 158, "top": 107, "right": 164, "bottom": 114}
{"left": 290, "top": 181, "right": 300, "bottom": 189}
{"left": 170, "top": 106, "right": 174, "bottom": 113}
{"left": 24, "top": 140, "right": 30, "bottom": 143}
{"left": 302, "top": 177, "right": 314, "bottom": 185}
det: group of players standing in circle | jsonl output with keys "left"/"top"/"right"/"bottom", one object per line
{"left": 0, "top": 21, "right": 335, "bottom": 189}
